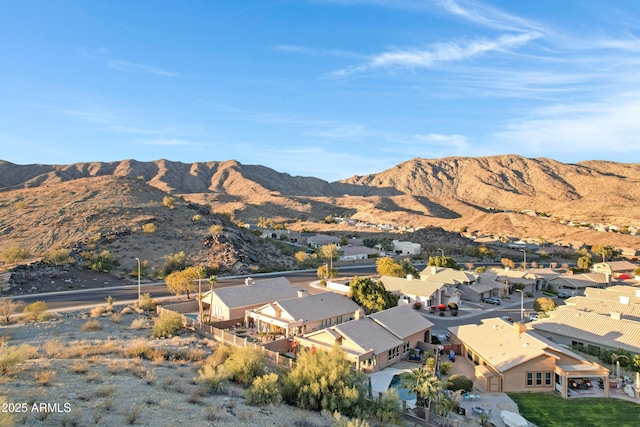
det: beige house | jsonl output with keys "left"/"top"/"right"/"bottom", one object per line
{"left": 295, "top": 305, "right": 434, "bottom": 372}
{"left": 245, "top": 291, "right": 361, "bottom": 336}
{"left": 449, "top": 318, "right": 609, "bottom": 398}
{"left": 200, "top": 277, "right": 302, "bottom": 322}
{"left": 547, "top": 272, "right": 610, "bottom": 293}
{"left": 592, "top": 261, "right": 639, "bottom": 278}
{"left": 378, "top": 275, "right": 462, "bottom": 307}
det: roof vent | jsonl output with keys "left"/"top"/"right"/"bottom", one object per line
{"left": 611, "top": 312, "right": 622, "bottom": 321}
{"left": 620, "top": 296, "right": 630, "bottom": 305}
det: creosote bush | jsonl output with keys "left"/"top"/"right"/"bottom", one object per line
{"left": 245, "top": 373, "right": 282, "bottom": 406}
{"left": 0, "top": 343, "right": 39, "bottom": 374}
{"left": 151, "top": 311, "right": 184, "bottom": 338}
{"left": 142, "top": 223, "right": 157, "bottom": 233}
{"left": 81, "top": 318, "right": 102, "bottom": 332}
{"left": 23, "top": 301, "right": 48, "bottom": 322}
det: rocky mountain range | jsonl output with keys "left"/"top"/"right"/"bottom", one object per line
{"left": 1, "top": 155, "right": 639, "bottom": 276}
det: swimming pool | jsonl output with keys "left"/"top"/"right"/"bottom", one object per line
{"left": 388, "top": 374, "right": 417, "bottom": 401}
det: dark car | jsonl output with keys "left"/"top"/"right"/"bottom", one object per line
{"left": 557, "top": 292, "right": 571, "bottom": 299}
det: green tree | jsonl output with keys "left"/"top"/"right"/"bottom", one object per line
{"left": 162, "top": 251, "right": 191, "bottom": 276}
{"left": 634, "top": 267, "right": 640, "bottom": 277}
{"left": 245, "top": 373, "right": 282, "bottom": 406}
{"left": 591, "top": 244, "right": 617, "bottom": 263}
{"left": 282, "top": 346, "right": 367, "bottom": 417}
{"left": 362, "top": 238, "right": 378, "bottom": 248}
{"left": 478, "top": 245, "right": 495, "bottom": 259}
{"left": 319, "top": 244, "right": 339, "bottom": 267}
{"left": 351, "top": 276, "right": 398, "bottom": 313}
{"left": 433, "top": 389, "right": 461, "bottom": 418}
{"left": 446, "top": 374, "right": 473, "bottom": 392}
{"left": 87, "top": 250, "right": 119, "bottom": 272}
{"left": 295, "top": 251, "right": 309, "bottom": 266}
{"left": 151, "top": 311, "right": 183, "bottom": 338}
{"left": 398, "top": 367, "right": 442, "bottom": 417}
{"left": 577, "top": 255, "right": 593, "bottom": 270}
{"left": 533, "top": 296, "right": 557, "bottom": 313}
{"left": 0, "top": 299, "right": 21, "bottom": 323}
{"left": 0, "top": 246, "right": 31, "bottom": 264}
{"left": 43, "top": 248, "right": 73, "bottom": 265}
{"left": 317, "top": 264, "right": 338, "bottom": 280}
{"left": 165, "top": 267, "right": 199, "bottom": 299}
{"left": 501, "top": 257, "right": 515, "bottom": 269}
{"left": 376, "top": 257, "right": 405, "bottom": 277}
{"left": 427, "top": 256, "right": 459, "bottom": 269}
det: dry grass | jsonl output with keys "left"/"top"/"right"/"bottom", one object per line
{"left": 90, "top": 306, "right": 105, "bottom": 318}
{"left": 34, "top": 369, "right": 57, "bottom": 386}
{"left": 70, "top": 360, "right": 89, "bottom": 374}
{"left": 81, "top": 318, "right": 102, "bottom": 331}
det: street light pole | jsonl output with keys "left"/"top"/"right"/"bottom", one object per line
{"left": 438, "top": 248, "right": 444, "bottom": 258}
{"left": 135, "top": 257, "right": 141, "bottom": 304}
{"left": 516, "top": 289, "right": 524, "bottom": 322}
{"left": 520, "top": 249, "right": 527, "bottom": 270}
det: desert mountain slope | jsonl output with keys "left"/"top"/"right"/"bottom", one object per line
{"left": 1, "top": 155, "right": 639, "bottom": 249}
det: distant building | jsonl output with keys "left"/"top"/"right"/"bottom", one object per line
{"left": 391, "top": 239, "right": 421, "bottom": 255}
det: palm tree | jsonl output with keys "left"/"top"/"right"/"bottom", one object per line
{"left": 433, "top": 390, "right": 462, "bottom": 418}
{"left": 399, "top": 367, "right": 442, "bottom": 419}
{"left": 207, "top": 275, "right": 218, "bottom": 323}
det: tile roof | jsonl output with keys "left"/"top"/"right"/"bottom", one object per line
{"left": 334, "top": 317, "right": 404, "bottom": 355}
{"left": 275, "top": 292, "right": 361, "bottom": 323}
{"left": 532, "top": 308, "right": 640, "bottom": 353}
{"left": 368, "top": 304, "right": 434, "bottom": 339}
{"left": 419, "top": 267, "right": 477, "bottom": 284}
{"left": 549, "top": 273, "right": 609, "bottom": 289}
{"left": 566, "top": 297, "right": 640, "bottom": 322}
{"left": 206, "top": 277, "right": 302, "bottom": 308}
{"left": 448, "top": 318, "right": 555, "bottom": 372}
{"left": 378, "top": 275, "right": 445, "bottom": 298}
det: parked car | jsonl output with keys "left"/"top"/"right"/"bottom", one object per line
{"left": 557, "top": 292, "right": 571, "bottom": 299}
{"left": 501, "top": 316, "right": 513, "bottom": 323}
{"left": 483, "top": 297, "right": 501, "bottom": 305}
{"left": 529, "top": 313, "right": 539, "bottom": 321}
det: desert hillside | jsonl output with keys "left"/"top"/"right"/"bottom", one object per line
{"left": 1, "top": 155, "right": 639, "bottom": 266}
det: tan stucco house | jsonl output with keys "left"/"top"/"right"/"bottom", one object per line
{"left": 448, "top": 318, "right": 609, "bottom": 398}
{"left": 295, "top": 304, "right": 434, "bottom": 371}
{"left": 245, "top": 291, "right": 361, "bottom": 336}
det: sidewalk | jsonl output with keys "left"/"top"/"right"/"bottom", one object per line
{"left": 420, "top": 297, "right": 532, "bottom": 321}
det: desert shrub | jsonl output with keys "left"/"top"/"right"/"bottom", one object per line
{"left": 222, "top": 347, "right": 266, "bottom": 386}
{"left": 138, "top": 293, "right": 156, "bottom": 312}
{"left": 81, "top": 319, "right": 102, "bottom": 332}
{"left": 0, "top": 246, "right": 31, "bottom": 264}
{"left": 245, "top": 373, "right": 282, "bottom": 405}
{"left": 333, "top": 412, "right": 371, "bottom": 427}
{"left": 196, "top": 364, "right": 231, "bottom": 393}
{"left": 185, "top": 348, "right": 207, "bottom": 362}
{"left": 371, "top": 389, "right": 402, "bottom": 425}
{"left": 439, "top": 361, "right": 453, "bottom": 376}
{"left": 142, "top": 223, "right": 157, "bottom": 233}
{"left": 43, "top": 248, "right": 73, "bottom": 265}
{"left": 87, "top": 250, "right": 119, "bottom": 272}
{"left": 209, "top": 224, "right": 223, "bottom": 234}
{"left": 123, "top": 340, "right": 153, "bottom": 359}
{"left": 71, "top": 360, "right": 89, "bottom": 374}
{"left": 90, "top": 306, "right": 105, "bottom": 317}
{"left": 120, "top": 307, "right": 133, "bottom": 315}
{"left": 0, "top": 343, "right": 38, "bottom": 373}
{"left": 23, "top": 301, "right": 48, "bottom": 321}
{"left": 162, "top": 251, "right": 192, "bottom": 276}
{"left": 43, "top": 339, "right": 67, "bottom": 358}
{"left": 143, "top": 368, "right": 157, "bottom": 384}
{"left": 282, "top": 346, "right": 367, "bottom": 417}
{"left": 447, "top": 374, "right": 473, "bottom": 392}
{"left": 111, "top": 313, "right": 123, "bottom": 324}
{"left": 192, "top": 214, "right": 201, "bottom": 222}
{"left": 162, "top": 196, "right": 176, "bottom": 209}
{"left": 151, "top": 311, "right": 184, "bottom": 338}
{"left": 35, "top": 369, "right": 57, "bottom": 386}
{"left": 124, "top": 406, "right": 142, "bottom": 424}
{"left": 107, "top": 360, "right": 125, "bottom": 375}
{"left": 130, "top": 318, "right": 150, "bottom": 330}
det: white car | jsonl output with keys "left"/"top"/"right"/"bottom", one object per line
{"left": 483, "top": 297, "right": 501, "bottom": 305}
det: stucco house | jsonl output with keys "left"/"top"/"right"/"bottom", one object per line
{"left": 592, "top": 261, "right": 639, "bottom": 279}
{"left": 339, "top": 245, "right": 384, "bottom": 261}
{"left": 200, "top": 277, "right": 302, "bottom": 322}
{"left": 378, "top": 275, "right": 462, "bottom": 308}
{"left": 448, "top": 318, "right": 609, "bottom": 398}
{"left": 546, "top": 272, "right": 610, "bottom": 293}
{"left": 245, "top": 291, "right": 361, "bottom": 337}
{"left": 307, "top": 234, "right": 341, "bottom": 248}
{"left": 391, "top": 240, "right": 421, "bottom": 255}
{"left": 295, "top": 305, "right": 434, "bottom": 371}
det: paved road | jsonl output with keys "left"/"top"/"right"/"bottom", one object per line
{"left": 7, "top": 265, "right": 379, "bottom": 311}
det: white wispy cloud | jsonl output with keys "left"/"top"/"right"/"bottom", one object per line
{"left": 105, "top": 59, "right": 179, "bottom": 77}
{"left": 330, "top": 32, "right": 540, "bottom": 77}
{"left": 272, "top": 44, "right": 364, "bottom": 59}
{"left": 436, "top": 0, "right": 545, "bottom": 33}
{"left": 495, "top": 92, "right": 640, "bottom": 156}
{"left": 414, "top": 133, "right": 468, "bottom": 150}
{"left": 80, "top": 47, "right": 179, "bottom": 77}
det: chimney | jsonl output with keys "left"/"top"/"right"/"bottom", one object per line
{"left": 354, "top": 309, "right": 365, "bottom": 320}
{"left": 245, "top": 277, "right": 255, "bottom": 286}
{"left": 512, "top": 322, "right": 527, "bottom": 334}
{"left": 619, "top": 296, "right": 630, "bottom": 305}
{"left": 406, "top": 274, "right": 413, "bottom": 281}
{"left": 610, "top": 312, "right": 622, "bottom": 321}
{"left": 431, "top": 266, "right": 437, "bottom": 274}
{"left": 297, "top": 289, "right": 308, "bottom": 298}
{"left": 605, "top": 273, "right": 611, "bottom": 285}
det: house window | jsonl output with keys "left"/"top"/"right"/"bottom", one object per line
{"left": 403, "top": 341, "right": 411, "bottom": 354}
{"left": 527, "top": 371, "right": 552, "bottom": 387}
{"left": 526, "top": 373, "right": 533, "bottom": 387}
{"left": 536, "top": 372, "right": 542, "bottom": 386}
{"left": 388, "top": 346, "right": 400, "bottom": 361}
{"left": 545, "top": 372, "right": 552, "bottom": 386}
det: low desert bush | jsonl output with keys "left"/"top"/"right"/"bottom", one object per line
{"left": 125, "top": 406, "right": 142, "bottom": 424}
{"left": 35, "top": 369, "right": 57, "bottom": 386}
{"left": 71, "top": 360, "right": 89, "bottom": 374}
{"left": 447, "top": 374, "right": 474, "bottom": 392}
{"left": 123, "top": 339, "right": 153, "bottom": 359}
{"left": 151, "top": 311, "right": 183, "bottom": 338}
{"left": 111, "top": 313, "right": 123, "bottom": 324}
{"left": 23, "top": 301, "right": 48, "bottom": 321}
{"left": 90, "top": 306, "right": 105, "bottom": 317}
{"left": 97, "top": 385, "right": 116, "bottom": 397}
{"left": 43, "top": 339, "right": 67, "bottom": 358}
{"left": 142, "top": 223, "right": 157, "bottom": 233}
{"left": 245, "top": 373, "right": 282, "bottom": 406}
{"left": 81, "top": 318, "right": 102, "bottom": 331}
{"left": 195, "top": 364, "right": 230, "bottom": 393}
{"left": 138, "top": 293, "right": 157, "bottom": 312}
{"left": 120, "top": 307, "right": 133, "bottom": 315}
{"left": 107, "top": 360, "right": 125, "bottom": 375}
{"left": 0, "top": 343, "right": 38, "bottom": 374}
{"left": 130, "top": 317, "right": 150, "bottom": 330}
{"left": 440, "top": 361, "right": 453, "bottom": 375}
{"left": 222, "top": 347, "right": 266, "bottom": 386}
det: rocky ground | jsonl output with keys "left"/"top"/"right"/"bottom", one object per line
{"left": 0, "top": 307, "right": 335, "bottom": 427}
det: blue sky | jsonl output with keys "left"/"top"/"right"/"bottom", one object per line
{"left": 1, "top": 0, "right": 640, "bottom": 181}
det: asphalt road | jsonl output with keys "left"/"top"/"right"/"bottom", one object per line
{"left": 9, "top": 265, "right": 380, "bottom": 311}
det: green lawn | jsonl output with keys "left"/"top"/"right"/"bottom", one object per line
{"left": 508, "top": 393, "right": 640, "bottom": 427}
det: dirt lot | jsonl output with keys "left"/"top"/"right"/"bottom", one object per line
{"left": 0, "top": 307, "right": 333, "bottom": 427}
